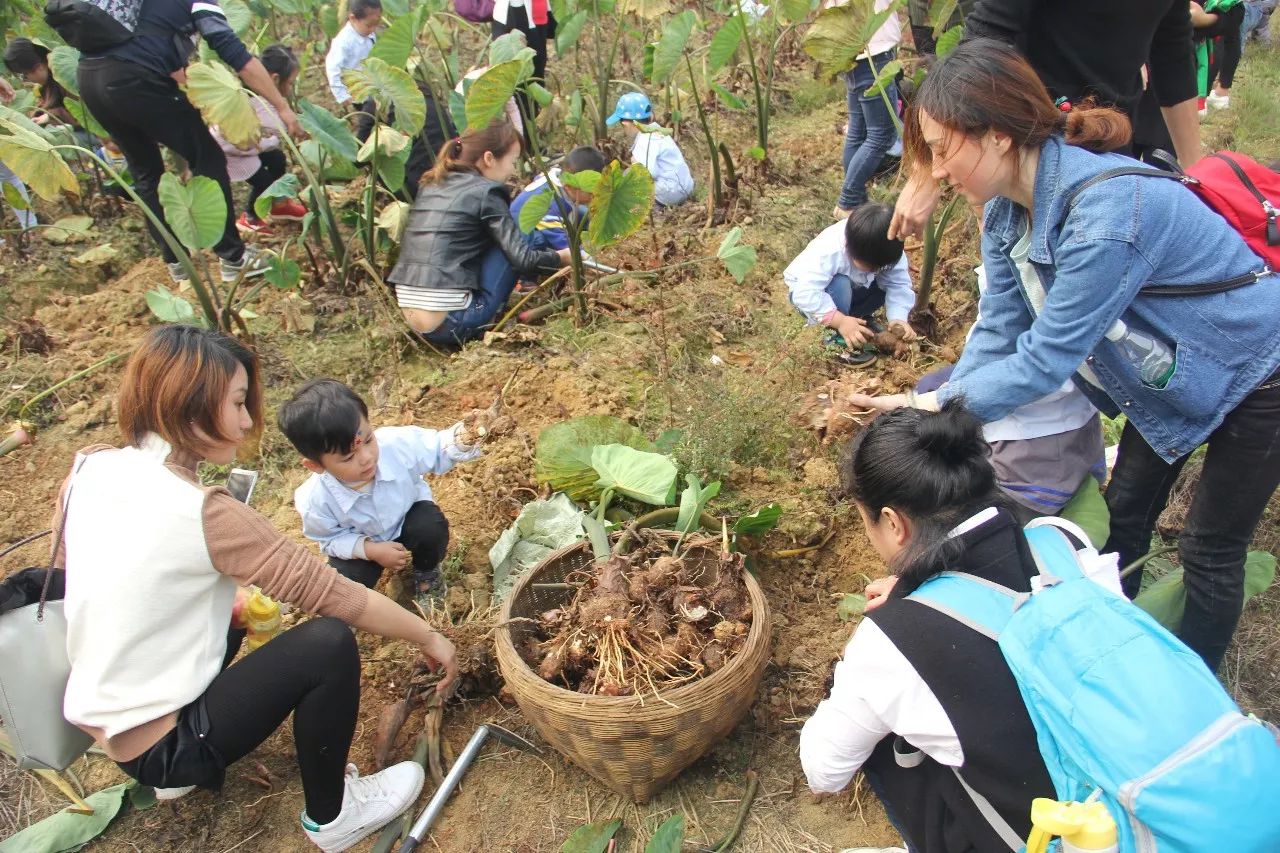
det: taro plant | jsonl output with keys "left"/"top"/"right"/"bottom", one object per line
{"left": 802, "top": 0, "right": 905, "bottom": 131}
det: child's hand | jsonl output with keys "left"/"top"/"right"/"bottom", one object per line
{"left": 556, "top": 247, "right": 573, "bottom": 266}
{"left": 459, "top": 408, "right": 515, "bottom": 446}
{"left": 864, "top": 576, "right": 899, "bottom": 612}
{"left": 368, "top": 540, "right": 412, "bottom": 571}
{"left": 889, "top": 319, "right": 918, "bottom": 342}
{"left": 833, "top": 314, "right": 873, "bottom": 347}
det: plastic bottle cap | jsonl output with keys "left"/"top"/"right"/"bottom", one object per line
{"left": 1103, "top": 319, "right": 1127, "bottom": 341}
{"left": 245, "top": 590, "right": 278, "bottom": 619}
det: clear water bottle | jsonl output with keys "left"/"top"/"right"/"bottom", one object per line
{"left": 1104, "top": 319, "right": 1175, "bottom": 388}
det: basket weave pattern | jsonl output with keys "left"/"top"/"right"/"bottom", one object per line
{"left": 495, "top": 534, "right": 772, "bottom": 802}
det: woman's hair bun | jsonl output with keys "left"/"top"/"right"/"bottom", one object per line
{"left": 914, "top": 400, "right": 987, "bottom": 466}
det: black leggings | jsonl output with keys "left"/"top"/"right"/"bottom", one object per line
{"left": 492, "top": 6, "right": 555, "bottom": 137}
{"left": 118, "top": 617, "right": 360, "bottom": 823}
{"left": 245, "top": 149, "right": 287, "bottom": 220}
{"left": 1204, "top": 4, "right": 1246, "bottom": 89}
{"left": 328, "top": 500, "right": 449, "bottom": 589}
{"left": 77, "top": 56, "right": 245, "bottom": 265}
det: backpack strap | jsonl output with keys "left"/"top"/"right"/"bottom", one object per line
{"left": 907, "top": 572, "right": 1020, "bottom": 640}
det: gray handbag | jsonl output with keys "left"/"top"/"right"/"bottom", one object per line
{"left": 0, "top": 475, "right": 94, "bottom": 771}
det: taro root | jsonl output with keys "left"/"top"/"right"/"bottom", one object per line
{"left": 708, "top": 552, "right": 753, "bottom": 623}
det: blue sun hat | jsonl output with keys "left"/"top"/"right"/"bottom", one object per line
{"left": 606, "top": 92, "right": 653, "bottom": 126}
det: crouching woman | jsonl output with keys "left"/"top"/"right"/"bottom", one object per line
{"left": 57, "top": 325, "right": 458, "bottom": 853}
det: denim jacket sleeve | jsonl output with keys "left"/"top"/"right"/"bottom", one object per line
{"left": 481, "top": 185, "right": 562, "bottom": 275}
{"left": 940, "top": 216, "right": 1156, "bottom": 423}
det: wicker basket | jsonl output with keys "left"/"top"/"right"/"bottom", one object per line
{"left": 495, "top": 532, "right": 771, "bottom": 802}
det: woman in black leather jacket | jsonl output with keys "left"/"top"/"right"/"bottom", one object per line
{"left": 389, "top": 120, "right": 571, "bottom": 345}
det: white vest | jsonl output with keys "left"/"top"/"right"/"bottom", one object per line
{"left": 62, "top": 435, "right": 236, "bottom": 738}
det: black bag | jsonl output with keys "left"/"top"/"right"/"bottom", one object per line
{"left": 44, "top": 0, "right": 145, "bottom": 53}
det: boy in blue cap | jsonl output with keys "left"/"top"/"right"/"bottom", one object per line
{"left": 607, "top": 91, "right": 694, "bottom": 206}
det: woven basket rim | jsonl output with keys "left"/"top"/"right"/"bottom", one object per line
{"left": 496, "top": 533, "right": 768, "bottom": 706}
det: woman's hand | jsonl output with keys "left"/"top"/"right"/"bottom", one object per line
{"left": 419, "top": 630, "right": 459, "bottom": 695}
{"left": 864, "top": 576, "right": 899, "bottom": 612}
{"left": 0, "top": 78, "right": 14, "bottom": 105}
{"left": 888, "top": 319, "right": 918, "bottom": 342}
{"left": 847, "top": 392, "right": 909, "bottom": 413}
{"left": 889, "top": 173, "right": 944, "bottom": 241}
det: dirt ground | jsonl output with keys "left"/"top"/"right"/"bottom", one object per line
{"left": 3, "top": 38, "right": 1279, "bottom": 853}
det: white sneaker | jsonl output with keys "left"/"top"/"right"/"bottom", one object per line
{"left": 220, "top": 244, "right": 274, "bottom": 283}
{"left": 1206, "top": 91, "right": 1230, "bottom": 110}
{"left": 302, "top": 762, "right": 425, "bottom": 852}
{"left": 154, "top": 785, "right": 196, "bottom": 800}
{"left": 167, "top": 261, "right": 189, "bottom": 283}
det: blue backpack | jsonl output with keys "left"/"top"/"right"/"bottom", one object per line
{"left": 908, "top": 520, "right": 1280, "bottom": 852}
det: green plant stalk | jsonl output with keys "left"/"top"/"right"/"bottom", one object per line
{"left": 683, "top": 52, "right": 723, "bottom": 210}
{"left": 595, "top": 487, "right": 616, "bottom": 522}
{"left": 1119, "top": 544, "right": 1181, "bottom": 580}
{"left": 363, "top": 129, "right": 380, "bottom": 265}
{"left": 732, "top": 5, "right": 768, "bottom": 153}
{"left": 491, "top": 265, "right": 572, "bottom": 333}
{"left": 717, "top": 141, "right": 738, "bottom": 190}
{"left": 916, "top": 193, "right": 961, "bottom": 308}
{"left": 864, "top": 51, "right": 904, "bottom": 135}
{"left": 17, "top": 351, "right": 125, "bottom": 422}
{"left": 273, "top": 113, "right": 347, "bottom": 271}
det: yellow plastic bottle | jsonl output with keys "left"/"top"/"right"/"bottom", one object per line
{"left": 1026, "top": 797, "right": 1119, "bottom": 853}
{"left": 243, "top": 588, "right": 282, "bottom": 651}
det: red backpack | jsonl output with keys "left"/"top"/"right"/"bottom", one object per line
{"left": 1065, "top": 151, "right": 1280, "bottom": 273}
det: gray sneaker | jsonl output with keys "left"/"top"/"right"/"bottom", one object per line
{"left": 220, "top": 244, "right": 273, "bottom": 283}
{"left": 167, "top": 261, "right": 189, "bottom": 283}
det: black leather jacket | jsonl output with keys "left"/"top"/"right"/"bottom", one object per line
{"left": 389, "top": 171, "right": 561, "bottom": 293}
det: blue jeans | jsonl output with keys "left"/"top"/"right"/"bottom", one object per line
{"left": 825, "top": 273, "right": 888, "bottom": 320}
{"left": 423, "top": 246, "right": 517, "bottom": 346}
{"left": 839, "top": 49, "right": 899, "bottom": 210}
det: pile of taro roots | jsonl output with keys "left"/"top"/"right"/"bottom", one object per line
{"left": 520, "top": 530, "right": 753, "bottom": 697}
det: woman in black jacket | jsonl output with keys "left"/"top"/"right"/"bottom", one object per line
{"left": 389, "top": 120, "right": 570, "bottom": 346}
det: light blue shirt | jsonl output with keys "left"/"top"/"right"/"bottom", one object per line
{"left": 631, "top": 131, "right": 694, "bottom": 206}
{"left": 783, "top": 219, "right": 916, "bottom": 323}
{"left": 294, "top": 424, "right": 480, "bottom": 560}
{"left": 324, "top": 22, "right": 376, "bottom": 105}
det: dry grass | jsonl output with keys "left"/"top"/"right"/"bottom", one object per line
{"left": 0, "top": 757, "right": 62, "bottom": 839}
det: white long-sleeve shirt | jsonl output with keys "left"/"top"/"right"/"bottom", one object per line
{"left": 294, "top": 425, "right": 479, "bottom": 560}
{"left": 325, "top": 22, "right": 376, "bottom": 106}
{"left": 799, "top": 510, "right": 1122, "bottom": 794}
{"left": 783, "top": 220, "right": 915, "bottom": 324}
{"left": 631, "top": 130, "right": 694, "bottom": 206}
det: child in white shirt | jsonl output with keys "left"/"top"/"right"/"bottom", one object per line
{"left": 606, "top": 91, "right": 694, "bottom": 207}
{"left": 325, "top": 0, "right": 381, "bottom": 136}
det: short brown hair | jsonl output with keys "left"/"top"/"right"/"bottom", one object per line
{"left": 426, "top": 118, "right": 522, "bottom": 184}
{"left": 904, "top": 38, "right": 1131, "bottom": 171}
{"left": 117, "top": 325, "right": 262, "bottom": 455}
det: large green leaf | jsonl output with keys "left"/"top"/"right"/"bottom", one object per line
{"left": 1134, "top": 551, "right": 1277, "bottom": 633}
{"left": 734, "top": 503, "right": 782, "bottom": 535}
{"left": 158, "top": 173, "right": 227, "bottom": 250}
{"left": 716, "top": 226, "right": 758, "bottom": 283}
{"left": 935, "top": 23, "right": 963, "bottom": 57}
{"left": 1058, "top": 477, "right": 1110, "bottom": 550}
{"left": 377, "top": 145, "right": 411, "bottom": 193}
{"left": 586, "top": 161, "right": 654, "bottom": 251}
{"left": 64, "top": 97, "right": 109, "bottom": 140}
{"left": 837, "top": 592, "right": 868, "bottom": 621}
{"left": 145, "top": 287, "right": 200, "bottom": 325}
{"left": 253, "top": 173, "right": 302, "bottom": 220}
{"left": 298, "top": 99, "right": 359, "bottom": 162}
{"left": 561, "top": 819, "right": 622, "bottom": 853}
{"left": 927, "top": 0, "right": 961, "bottom": 36}
{"left": 465, "top": 59, "right": 526, "bottom": 131}
{"left": 299, "top": 138, "right": 359, "bottom": 180}
{"left": 555, "top": 10, "right": 590, "bottom": 55}
{"left": 864, "top": 58, "right": 903, "bottom": 98}
{"left": 518, "top": 185, "right": 555, "bottom": 233}
{"left": 591, "top": 444, "right": 678, "bottom": 506}
{"left": 777, "top": 0, "right": 813, "bottom": 23}
{"left": 368, "top": 8, "right": 420, "bottom": 69}
{"left": 675, "top": 473, "right": 721, "bottom": 534}
{"left": 344, "top": 57, "right": 426, "bottom": 135}
{"left": 802, "top": 2, "right": 895, "bottom": 78}
{"left": 711, "top": 82, "right": 748, "bottom": 110}
{"left": 535, "top": 415, "right": 655, "bottom": 500}
{"left": 708, "top": 18, "right": 745, "bottom": 74}
{"left": 0, "top": 118, "right": 79, "bottom": 199}
{"left": 222, "top": 0, "right": 252, "bottom": 36}
{"left": 645, "top": 814, "right": 685, "bottom": 853}
{"left": 0, "top": 782, "right": 130, "bottom": 853}
{"left": 185, "top": 61, "right": 262, "bottom": 148}
{"left": 49, "top": 45, "right": 82, "bottom": 97}
{"left": 357, "top": 123, "right": 411, "bottom": 162}
{"left": 377, "top": 199, "right": 410, "bottom": 243}
{"left": 489, "top": 31, "right": 533, "bottom": 65}
{"left": 651, "top": 9, "right": 696, "bottom": 85}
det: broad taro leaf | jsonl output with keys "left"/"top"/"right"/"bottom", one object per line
{"left": 561, "top": 819, "right": 622, "bottom": 853}
{"left": 927, "top": 0, "right": 961, "bottom": 37}
{"left": 555, "top": 10, "right": 590, "bottom": 55}
{"left": 734, "top": 503, "right": 782, "bottom": 535}
{"left": 716, "top": 226, "right": 758, "bottom": 283}
{"left": 1058, "top": 477, "right": 1111, "bottom": 550}
{"left": 65, "top": 97, "right": 110, "bottom": 140}
{"left": 381, "top": 0, "right": 409, "bottom": 16}
{"left": 561, "top": 169, "right": 601, "bottom": 193}
{"left": 0, "top": 782, "right": 130, "bottom": 853}
{"left": 644, "top": 813, "right": 686, "bottom": 853}
{"left": 344, "top": 57, "right": 426, "bottom": 135}
{"left": 864, "top": 58, "right": 903, "bottom": 98}
{"left": 377, "top": 145, "right": 411, "bottom": 193}
{"left": 518, "top": 186, "right": 554, "bottom": 233}
{"left": 591, "top": 444, "right": 678, "bottom": 506}
{"left": 377, "top": 199, "right": 410, "bottom": 243}
{"left": 1133, "top": 552, "right": 1275, "bottom": 633}
{"left": 368, "top": 9, "right": 420, "bottom": 68}
{"left": 802, "top": 2, "right": 895, "bottom": 78}
{"left": 465, "top": 59, "right": 526, "bottom": 130}
{"left": 935, "top": 23, "right": 964, "bottom": 57}
{"left": 145, "top": 287, "right": 199, "bottom": 325}
{"left": 489, "top": 30, "right": 531, "bottom": 65}
{"left": 158, "top": 173, "right": 227, "bottom": 251}
{"left": 252, "top": 173, "right": 301, "bottom": 221}
{"left": 298, "top": 99, "right": 359, "bottom": 163}
{"left": 263, "top": 254, "right": 302, "bottom": 289}
{"left": 620, "top": 0, "right": 673, "bottom": 18}
{"left": 675, "top": 473, "right": 721, "bottom": 534}
{"left": 221, "top": 0, "right": 252, "bottom": 37}
{"left": 185, "top": 62, "right": 261, "bottom": 148}
{"left": 49, "top": 45, "right": 82, "bottom": 97}
{"left": 837, "top": 592, "right": 868, "bottom": 621}
{"left": 356, "top": 123, "right": 411, "bottom": 162}
{"left": 651, "top": 9, "right": 696, "bottom": 85}
{"left": 535, "top": 415, "right": 655, "bottom": 501}
{"left": 527, "top": 81, "right": 553, "bottom": 107}
{"left": 299, "top": 138, "right": 360, "bottom": 181}
{"left": 0, "top": 118, "right": 79, "bottom": 199}
{"left": 586, "top": 161, "right": 654, "bottom": 251}
{"left": 712, "top": 81, "right": 748, "bottom": 110}
{"left": 778, "top": 0, "right": 813, "bottom": 23}
{"left": 708, "top": 18, "right": 745, "bottom": 74}
{"left": 2, "top": 182, "right": 28, "bottom": 210}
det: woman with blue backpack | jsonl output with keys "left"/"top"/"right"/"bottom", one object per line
{"left": 850, "top": 38, "right": 1280, "bottom": 674}
{"left": 800, "top": 402, "right": 1280, "bottom": 853}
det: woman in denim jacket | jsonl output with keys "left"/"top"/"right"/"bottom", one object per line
{"left": 853, "top": 39, "right": 1279, "bottom": 671}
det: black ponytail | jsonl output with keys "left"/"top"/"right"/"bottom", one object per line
{"left": 844, "top": 399, "right": 1003, "bottom": 595}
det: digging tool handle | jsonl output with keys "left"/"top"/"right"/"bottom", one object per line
{"left": 399, "top": 725, "right": 490, "bottom": 852}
